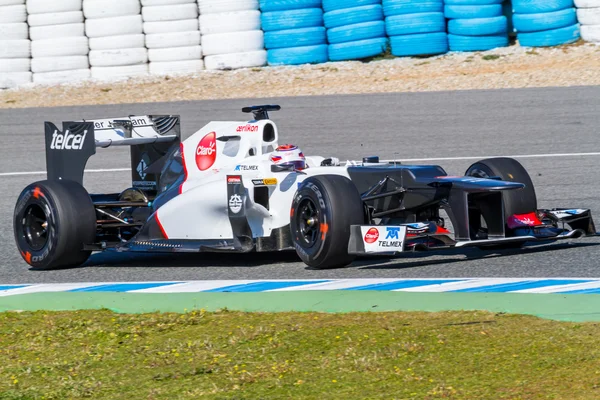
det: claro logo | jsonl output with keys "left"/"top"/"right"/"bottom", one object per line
{"left": 196, "top": 131, "right": 217, "bottom": 171}
{"left": 50, "top": 129, "right": 88, "bottom": 150}
{"left": 364, "top": 227, "right": 379, "bottom": 244}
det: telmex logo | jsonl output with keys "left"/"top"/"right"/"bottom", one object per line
{"left": 236, "top": 124, "right": 258, "bottom": 132}
{"left": 50, "top": 130, "right": 88, "bottom": 150}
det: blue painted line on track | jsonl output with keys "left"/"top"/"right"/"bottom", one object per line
{"left": 343, "top": 279, "right": 463, "bottom": 291}
{"left": 0, "top": 285, "right": 29, "bottom": 291}
{"left": 451, "top": 279, "right": 593, "bottom": 293}
{"left": 68, "top": 282, "right": 182, "bottom": 292}
{"left": 556, "top": 287, "right": 600, "bottom": 294}
{"left": 204, "top": 280, "right": 330, "bottom": 292}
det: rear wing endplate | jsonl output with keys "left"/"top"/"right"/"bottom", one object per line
{"left": 44, "top": 115, "right": 181, "bottom": 191}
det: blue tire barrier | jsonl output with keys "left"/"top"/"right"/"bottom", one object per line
{"left": 264, "top": 27, "right": 327, "bottom": 49}
{"left": 322, "top": 0, "right": 380, "bottom": 13}
{"left": 323, "top": 4, "right": 384, "bottom": 29}
{"left": 517, "top": 23, "right": 580, "bottom": 46}
{"left": 444, "top": 4, "right": 503, "bottom": 19}
{"left": 503, "top": 1, "right": 515, "bottom": 35}
{"left": 328, "top": 37, "right": 388, "bottom": 61}
{"left": 267, "top": 44, "right": 329, "bottom": 65}
{"left": 385, "top": 12, "right": 446, "bottom": 36}
{"left": 512, "top": 0, "right": 574, "bottom": 14}
{"left": 382, "top": 0, "right": 443, "bottom": 17}
{"left": 448, "top": 16, "right": 508, "bottom": 36}
{"left": 327, "top": 21, "right": 386, "bottom": 44}
{"left": 261, "top": 8, "right": 323, "bottom": 31}
{"left": 448, "top": 33, "right": 509, "bottom": 51}
{"left": 259, "top": 0, "right": 322, "bottom": 12}
{"left": 389, "top": 32, "right": 448, "bottom": 56}
{"left": 444, "top": 0, "right": 502, "bottom": 4}
{"left": 512, "top": 8, "right": 577, "bottom": 33}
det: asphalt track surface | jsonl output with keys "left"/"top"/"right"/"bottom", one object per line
{"left": 1, "top": 86, "right": 599, "bottom": 284}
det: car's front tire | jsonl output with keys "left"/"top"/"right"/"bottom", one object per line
{"left": 290, "top": 175, "right": 364, "bottom": 269}
{"left": 13, "top": 180, "right": 96, "bottom": 270}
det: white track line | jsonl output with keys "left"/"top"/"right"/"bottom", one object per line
{"left": 3, "top": 151, "right": 600, "bottom": 178}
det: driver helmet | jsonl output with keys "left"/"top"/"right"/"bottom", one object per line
{"left": 270, "top": 144, "right": 307, "bottom": 170}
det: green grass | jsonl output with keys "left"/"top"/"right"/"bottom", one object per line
{"left": 2, "top": 309, "right": 600, "bottom": 399}
{"left": 481, "top": 54, "right": 501, "bottom": 61}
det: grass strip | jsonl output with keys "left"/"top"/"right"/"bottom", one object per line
{"left": 1, "top": 309, "right": 600, "bottom": 399}
{"left": 2, "top": 291, "right": 600, "bottom": 322}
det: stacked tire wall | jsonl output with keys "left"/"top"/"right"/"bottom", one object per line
{"left": 323, "top": 0, "right": 388, "bottom": 61}
{"left": 0, "top": 0, "right": 30, "bottom": 88}
{"left": 143, "top": 0, "right": 203, "bottom": 76}
{"left": 30, "top": 0, "right": 89, "bottom": 84}
{"left": 261, "top": 0, "right": 327, "bottom": 66}
{"left": 200, "top": 0, "right": 266, "bottom": 70}
{"left": 512, "top": 0, "right": 580, "bottom": 47}
{"left": 383, "top": 0, "right": 448, "bottom": 57}
{"left": 85, "top": 0, "right": 148, "bottom": 80}
{"left": 0, "top": 0, "right": 598, "bottom": 89}
{"left": 575, "top": 0, "right": 600, "bottom": 42}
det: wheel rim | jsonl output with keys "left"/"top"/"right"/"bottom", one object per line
{"left": 22, "top": 204, "right": 49, "bottom": 251}
{"left": 296, "top": 198, "right": 320, "bottom": 247}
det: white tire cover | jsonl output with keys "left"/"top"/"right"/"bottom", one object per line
{"left": 145, "top": 30, "right": 200, "bottom": 48}
{"left": 198, "top": 0, "right": 258, "bottom": 14}
{"left": 142, "top": 4, "right": 198, "bottom": 22}
{"left": 0, "top": 0, "right": 25, "bottom": 6}
{"left": 31, "top": 55, "right": 88, "bottom": 73}
{"left": 89, "top": 34, "right": 145, "bottom": 50}
{"left": 574, "top": 0, "right": 600, "bottom": 7}
{"left": 28, "top": 11, "right": 83, "bottom": 27}
{"left": 85, "top": 15, "right": 143, "bottom": 38}
{"left": 199, "top": 10, "right": 261, "bottom": 35}
{"left": 581, "top": 24, "right": 600, "bottom": 41}
{"left": 29, "top": 23, "right": 85, "bottom": 41}
{"left": 0, "top": 57, "right": 30, "bottom": 72}
{"left": 83, "top": 0, "right": 140, "bottom": 19}
{"left": 204, "top": 50, "right": 266, "bottom": 70}
{"left": 143, "top": 19, "right": 198, "bottom": 34}
{"left": 26, "top": 0, "right": 81, "bottom": 14}
{"left": 148, "top": 45, "right": 201, "bottom": 61}
{"left": 31, "top": 36, "right": 88, "bottom": 57}
{"left": 142, "top": 0, "right": 195, "bottom": 5}
{"left": 0, "top": 39, "right": 30, "bottom": 58}
{"left": 0, "top": 5, "right": 26, "bottom": 23}
{"left": 89, "top": 47, "right": 148, "bottom": 67}
{"left": 0, "top": 71, "right": 31, "bottom": 88}
{"left": 149, "top": 59, "right": 204, "bottom": 75}
{"left": 577, "top": 8, "right": 600, "bottom": 25}
{"left": 0, "top": 23, "right": 28, "bottom": 39}
{"left": 91, "top": 64, "right": 148, "bottom": 80}
{"left": 201, "top": 30, "right": 264, "bottom": 56}
{"left": 33, "top": 68, "right": 90, "bottom": 84}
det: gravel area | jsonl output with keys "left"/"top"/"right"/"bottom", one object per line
{"left": 1, "top": 42, "right": 599, "bottom": 109}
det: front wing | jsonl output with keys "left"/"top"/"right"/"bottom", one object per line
{"left": 348, "top": 208, "right": 598, "bottom": 255}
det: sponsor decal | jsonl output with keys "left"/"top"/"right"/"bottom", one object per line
{"left": 360, "top": 226, "right": 406, "bottom": 253}
{"left": 236, "top": 124, "right": 259, "bottom": 132}
{"left": 307, "top": 182, "right": 326, "bottom": 209}
{"left": 404, "top": 222, "right": 430, "bottom": 235}
{"left": 235, "top": 165, "right": 259, "bottom": 171}
{"left": 93, "top": 117, "right": 151, "bottom": 131}
{"left": 252, "top": 178, "right": 278, "bottom": 186}
{"left": 227, "top": 175, "right": 242, "bottom": 184}
{"left": 229, "top": 194, "right": 243, "bottom": 214}
{"left": 507, "top": 212, "right": 542, "bottom": 229}
{"left": 136, "top": 152, "right": 150, "bottom": 180}
{"left": 50, "top": 129, "right": 88, "bottom": 150}
{"left": 195, "top": 132, "right": 217, "bottom": 171}
{"left": 364, "top": 227, "right": 379, "bottom": 244}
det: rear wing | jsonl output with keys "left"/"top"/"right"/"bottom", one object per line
{"left": 44, "top": 115, "right": 181, "bottom": 193}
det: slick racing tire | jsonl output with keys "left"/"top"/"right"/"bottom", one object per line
{"left": 466, "top": 157, "right": 537, "bottom": 246}
{"left": 13, "top": 180, "right": 96, "bottom": 270}
{"left": 290, "top": 175, "right": 364, "bottom": 269}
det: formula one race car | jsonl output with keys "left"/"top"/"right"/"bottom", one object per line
{"left": 13, "top": 105, "right": 597, "bottom": 270}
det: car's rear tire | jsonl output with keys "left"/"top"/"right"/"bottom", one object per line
{"left": 13, "top": 180, "right": 96, "bottom": 270}
{"left": 290, "top": 175, "right": 364, "bottom": 269}
{"left": 465, "top": 157, "right": 537, "bottom": 247}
